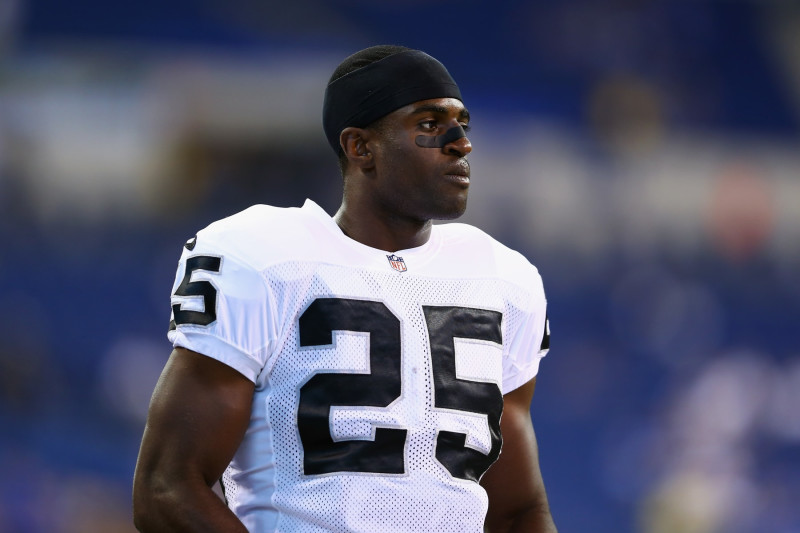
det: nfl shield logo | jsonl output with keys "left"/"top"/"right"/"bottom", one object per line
{"left": 386, "top": 254, "right": 407, "bottom": 272}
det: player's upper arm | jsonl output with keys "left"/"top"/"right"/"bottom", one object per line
{"left": 481, "top": 377, "right": 554, "bottom": 532}
{"left": 134, "top": 347, "right": 255, "bottom": 497}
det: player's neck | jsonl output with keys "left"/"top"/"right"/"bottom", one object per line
{"left": 334, "top": 203, "right": 432, "bottom": 253}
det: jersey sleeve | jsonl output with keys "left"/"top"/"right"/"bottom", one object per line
{"left": 167, "top": 235, "right": 275, "bottom": 382}
{"left": 501, "top": 271, "right": 550, "bottom": 394}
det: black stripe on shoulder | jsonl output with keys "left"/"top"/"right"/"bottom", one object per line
{"left": 540, "top": 315, "right": 550, "bottom": 351}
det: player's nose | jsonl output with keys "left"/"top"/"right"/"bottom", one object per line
{"left": 444, "top": 130, "right": 472, "bottom": 157}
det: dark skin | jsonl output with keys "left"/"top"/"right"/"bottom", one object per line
{"left": 334, "top": 97, "right": 472, "bottom": 252}
{"left": 481, "top": 379, "right": 557, "bottom": 532}
{"left": 133, "top": 97, "right": 556, "bottom": 532}
{"left": 133, "top": 347, "right": 252, "bottom": 532}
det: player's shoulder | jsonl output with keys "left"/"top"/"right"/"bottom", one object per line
{"left": 202, "top": 203, "right": 302, "bottom": 235}
{"left": 188, "top": 202, "right": 323, "bottom": 268}
{"left": 436, "top": 222, "right": 543, "bottom": 285}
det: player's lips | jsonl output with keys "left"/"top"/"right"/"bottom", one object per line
{"left": 444, "top": 161, "right": 470, "bottom": 185}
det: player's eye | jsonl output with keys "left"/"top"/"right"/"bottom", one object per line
{"left": 461, "top": 123, "right": 471, "bottom": 133}
{"left": 419, "top": 120, "right": 438, "bottom": 131}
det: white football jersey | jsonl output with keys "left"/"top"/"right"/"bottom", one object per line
{"left": 167, "top": 200, "right": 550, "bottom": 533}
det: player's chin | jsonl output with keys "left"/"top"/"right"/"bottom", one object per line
{"left": 432, "top": 194, "right": 468, "bottom": 220}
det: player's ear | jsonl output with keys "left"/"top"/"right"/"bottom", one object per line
{"left": 340, "top": 127, "right": 374, "bottom": 170}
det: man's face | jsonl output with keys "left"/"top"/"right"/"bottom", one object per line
{"left": 366, "top": 97, "right": 472, "bottom": 223}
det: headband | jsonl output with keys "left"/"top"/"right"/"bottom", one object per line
{"left": 322, "top": 50, "right": 462, "bottom": 154}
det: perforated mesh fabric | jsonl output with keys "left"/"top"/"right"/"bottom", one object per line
{"left": 221, "top": 262, "right": 536, "bottom": 532}
{"left": 169, "top": 201, "right": 548, "bottom": 533}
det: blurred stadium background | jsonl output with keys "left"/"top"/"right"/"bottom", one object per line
{"left": 1, "top": 1, "right": 800, "bottom": 531}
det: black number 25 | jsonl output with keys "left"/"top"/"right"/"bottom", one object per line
{"left": 170, "top": 256, "right": 504, "bottom": 482}
{"left": 298, "top": 298, "right": 503, "bottom": 482}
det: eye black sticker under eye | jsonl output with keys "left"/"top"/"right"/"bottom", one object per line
{"left": 415, "top": 125, "right": 467, "bottom": 148}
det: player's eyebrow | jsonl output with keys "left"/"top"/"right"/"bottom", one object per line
{"left": 410, "top": 103, "right": 470, "bottom": 122}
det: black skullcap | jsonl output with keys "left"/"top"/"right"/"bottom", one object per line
{"left": 322, "top": 49, "right": 462, "bottom": 154}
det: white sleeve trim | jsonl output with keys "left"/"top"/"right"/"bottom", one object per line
{"left": 168, "top": 328, "right": 263, "bottom": 382}
{"left": 501, "top": 355, "right": 542, "bottom": 395}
